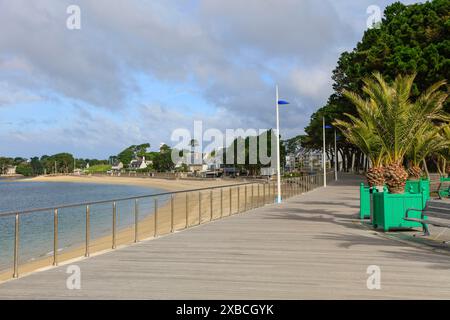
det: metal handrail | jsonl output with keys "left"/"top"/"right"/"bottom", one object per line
{"left": 0, "top": 180, "right": 261, "bottom": 218}
{"left": 1, "top": 172, "right": 330, "bottom": 279}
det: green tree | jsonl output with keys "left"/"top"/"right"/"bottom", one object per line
{"left": 304, "top": 0, "right": 450, "bottom": 170}
{"left": 223, "top": 130, "right": 285, "bottom": 175}
{"left": 16, "top": 163, "right": 33, "bottom": 176}
{"left": 153, "top": 144, "right": 175, "bottom": 172}
{"left": 0, "top": 157, "right": 14, "bottom": 175}
{"left": 332, "top": 0, "right": 449, "bottom": 111}
{"left": 13, "top": 157, "right": 27, "bottom": 165}
{"left": 117, "top": 143, "right": 151, "bottom": 166}
{"left": 30, "top": 157, "right": 44, "bottom": 175}
{"left": 42, "top": 153, "right": 75, "bottom": 174}
{"left": 118, "top": 146, "right": 135, "bottom": 165}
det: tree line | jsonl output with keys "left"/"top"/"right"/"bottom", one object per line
{"left": 301, "top": 0, "right": 449, "bottom": 173}
{"left": 0, "top": 154, "right": 110, "bottom": 176}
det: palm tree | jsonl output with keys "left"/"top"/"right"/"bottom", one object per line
{"left": 407, "top": 124, "right": 450, "bottom": 179}
{"left": 436, "top": 125, "right": 450, "bottom": 176}
{"left": 341, "top": 72, "right": 448, "bottom": 193}
{"left": 334, "top": 113, "right": 385, "bottom": 187}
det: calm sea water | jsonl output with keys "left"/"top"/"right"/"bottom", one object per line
{"left": 0, "top": 181, "right": 167, "bottom": 271}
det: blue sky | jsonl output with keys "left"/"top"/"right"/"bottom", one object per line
{"left": 0, "top": 0, "right": 420, "bottom": 159}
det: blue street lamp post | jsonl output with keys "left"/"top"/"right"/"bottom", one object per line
{"left": 276, "top": 86, "right": 289, "bottom": 203}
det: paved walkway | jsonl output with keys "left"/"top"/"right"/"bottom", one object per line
{"left": 0, "top": 175, "right": 449, "bottom": 299}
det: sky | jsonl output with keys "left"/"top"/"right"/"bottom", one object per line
{"left": 0, "top": 0, "right": 420, "bottom": 159}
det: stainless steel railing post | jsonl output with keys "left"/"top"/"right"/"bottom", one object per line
{"left": 270, "top": 182, "right": 275, "bottom": 203}
{"left": 198, "top": 192, "right": 202, "bottom": 224}
{"left": 251, "top": 184, "right": 254, "bottom": 209}
{"left": 258, "top": 184, "right": 261, "bottom": 207}
{"left": 185, "top": 192, "right": 189, "bottom": 228}
{"left": 245, "top": 185, "right": 248, "bottom": 211}
{"left": 289, "top": 180, "right": 291, "bottom": 197}
{"left": 13, "top": 213, "right": 19, "bottom": 278}
{"left": 264, "top": 183, "right": 266, "bottom": 204}
{"left": 289, "top": 180, "right": 291, "bottom": 198}
{"left": 237, "top": 186, "right": 240, "bottom": 214}
{"left": 220, "top": 188, "right": 223, "bottom": 218}
{"left": 293, "top": 178, "right": 295, "bottom": 195}
{"left": 210, "top": 189, "right": 213, "bottom": 220}
{"left": 154, "top": 198, "right": 158, "bottom": 237}
{"left": 112, "top": 202, "right": 117, "bottom": 249}
{"left": 85, "top": 205, "right": 90, "bottom": 257}
{"left": 286, "top": 180, "right": 289, "bottom": 198}
{"left": 171, "top": 195, "right": 174, "bottom": 233}
{"left": 134, "top": 199, "right": 139, "bottom": 243}
{"left": 229, "top": 188, "right": 232, "bottom": 215}
{"left": 53, "top": 209, "right": 58, "bottom": 266}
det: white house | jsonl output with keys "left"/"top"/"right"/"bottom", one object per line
{"left": 5, "top": 166, "right": 16, "bottom": 175}
{"left": 111, "top": 162, "right": 124, "bottom": 171}
{"left": 129, "top": 156, "right": 148, "bottom": 170}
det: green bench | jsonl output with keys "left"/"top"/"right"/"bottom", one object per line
{"left": 404, "top": 200, "right": 450, "bottom": 238}
{"left": 438, "top": 176, "right": 450, "bottom": 199}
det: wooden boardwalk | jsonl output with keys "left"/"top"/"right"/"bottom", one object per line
{"left": 0, "top": 175, "right": 449, "bottom": 299}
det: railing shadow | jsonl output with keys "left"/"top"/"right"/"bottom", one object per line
{"left": 313, "top": 232, "right": 450, "bottom": 270}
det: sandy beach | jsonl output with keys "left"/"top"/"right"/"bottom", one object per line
{"left": 26, "top": 174, "right": 244, "bottom": 191}
{"left": 0, "top": 175, "right": 278, "bottom": 282}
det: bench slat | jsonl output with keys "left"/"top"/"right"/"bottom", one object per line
{"left": 425, "top": 210, "right": 450, "bottom": 219}
{"left": 427, "top": 201, "right": 450, "bottom": 210}
{"left": 423, "top": 208, "right": 450, "bottom": 216}
{"left": 404, "top": 218, "right": 450, "bottom": 228}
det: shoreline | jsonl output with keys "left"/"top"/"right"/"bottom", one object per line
{"left": 21, "top": 175, "right": 241, "bottom": 192}
{"left": 0, "top": 175, "right": 251, "bottom": 282}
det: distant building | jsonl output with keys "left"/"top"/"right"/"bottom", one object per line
{"left": 295, "top": 149, "right": 333, "bottom": 172}
{"left": 129, "top": 156, "right": 151, "bottom": 170}
{"left": 5, "top": 166, "right": 16, "bottom": 175}
{"left": 185, "top": 151, "right": 206, "bottom": 174}
{"left": 111, "top": 162, "right": 124, "bottom": 171}
{"left": 261, "top": 167, "right": 276, "bottom": 177}
{"left": 188, "top": 164, "right": 208, "bottom": 174}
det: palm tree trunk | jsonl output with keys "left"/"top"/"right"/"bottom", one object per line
{"left": 351, "top": 152, "right": 355, "bottom": 172}
{"left": 422, "top": 159, "right": 429, "bottom": 179}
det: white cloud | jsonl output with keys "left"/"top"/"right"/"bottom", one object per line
{"left": 0, "top": 0, "right": 422, "bottom": 157}
{"left": 0, "top": 82, "right": 43, "bottom": 107}
{"left": 290, "top": 68, "right": 333, "bottom": 102}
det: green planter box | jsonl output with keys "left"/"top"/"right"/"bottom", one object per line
{"left": 359, "top": 183, "right": 371, "bottom": 220}
{"left": 405, "top": 179, "right": 430, "bottom": 203}
{"left": 372, "top": 189, "right": 427, "bottom": 232}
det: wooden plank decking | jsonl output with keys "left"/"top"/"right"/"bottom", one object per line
{"left": 0, "top": 175, "right": 449, "bottom": 299}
